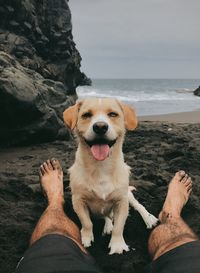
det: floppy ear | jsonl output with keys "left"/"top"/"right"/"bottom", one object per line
{"left": 119, "top": 102, "right": 138, "bottom": 130}
{"left": 63, "top": 102, "right": 82, "bottom": 130}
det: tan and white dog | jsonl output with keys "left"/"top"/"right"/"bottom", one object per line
{"left": 63, "top": 98, "right": 158, "bottom": 255}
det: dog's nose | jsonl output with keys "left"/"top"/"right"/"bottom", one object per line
{"left": 93, "top": 122, "right": 108, "bottom": 135}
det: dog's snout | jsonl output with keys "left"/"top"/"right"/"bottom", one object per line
{"left": 93, "top": 122, "right": 108, "bottom": 135}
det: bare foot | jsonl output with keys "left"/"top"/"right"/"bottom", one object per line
{"left": 159, "top": 171, "right": 192, "bottom": 222}
{"left": 39, "top": 158, "right": 64, "bottom": 206}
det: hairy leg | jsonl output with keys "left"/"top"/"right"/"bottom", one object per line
{"left": 148, "top": 171, "right": 198, "bottom": 260}
{"left": 30, "top": 159, "right": 86, "bottom": 253}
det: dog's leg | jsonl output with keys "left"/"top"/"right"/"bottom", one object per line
{"left": 128, "top": 190, "right": 158, "bottom": 229}
{"left": 72, "top": 197, "right": 94, "bottom": 247}
{"left": 103, "top": 216, "right": 113, "bottom": 235}
{"left": 109, "top": 199, "right": 129, "bottom": 255}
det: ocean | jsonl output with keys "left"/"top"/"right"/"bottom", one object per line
{"left": 77, "top": 79, "right": 200, "bottom": 116}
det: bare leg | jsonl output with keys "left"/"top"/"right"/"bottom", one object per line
{"left": 148, "top": 171, "right": 198, "bottom": 260}
{"left": 30, "top": 158, "right": 86, "bottom": 253}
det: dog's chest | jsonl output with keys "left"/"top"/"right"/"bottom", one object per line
{"left": 92, "top": 177, "right": 114, "bottom": 200}
{"left": 86, "top": 176, "right": 116, "bottom": 216}
{"left": 83, "top": 170, "right": 113, "bottom": 199}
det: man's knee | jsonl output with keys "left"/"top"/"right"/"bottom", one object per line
{"left": 148, "top": 225, "right": 198, "bottom": 259}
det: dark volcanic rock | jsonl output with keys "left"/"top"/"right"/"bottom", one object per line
{"left": 0, "top": 0, "right": 91, "bottom": 146}
{"left": 0, "top": 0, "right": 90, "bottom": 88}
{"left": 194, "top": 86, "right": 200, "bottom": 96}
{"left": 0, "top": 52, "right": 73, "bottom": 145}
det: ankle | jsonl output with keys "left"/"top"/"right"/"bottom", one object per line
{"left": 48, "top": 196, "right": 65, "bottom": 208}
{"left": 159, "top": 210, "right": 181, "bottom": 223}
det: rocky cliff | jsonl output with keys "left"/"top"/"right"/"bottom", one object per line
{"left": 0, "top": 0, "right": 90, "bottom": 146}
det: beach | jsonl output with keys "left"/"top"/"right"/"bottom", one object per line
{"left": 0, "top": 116, "right": 200, "bottom": 273}
{"left": 139, "top": 110, "right": 200, "bottom": 123}
{"left": 0, "top": 1, "right": 199, "bottom": 273}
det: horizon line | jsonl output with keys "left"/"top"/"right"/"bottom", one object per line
{"left": 91, "top": 78, "right": 200, "bottom": 80}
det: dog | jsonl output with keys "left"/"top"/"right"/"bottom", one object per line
{"left": 63, "top": 97, "right": 158, "bottom": 255}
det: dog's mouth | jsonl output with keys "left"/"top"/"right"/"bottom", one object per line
{"left": 84, "top": 138, "right": 117, "bottom": 161}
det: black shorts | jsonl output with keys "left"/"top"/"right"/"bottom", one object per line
{"left": 15, "top": 234, "right": 102, "bottom": 273}
{"left": 143, "top": 240, "right": 200, "bottom": 273}
{"left": 16, "top": 235, "right": 200, "bottom": 273}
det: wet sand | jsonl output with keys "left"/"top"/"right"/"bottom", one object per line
{"left": 139, "top": 110, "right": 200, "bottom": 123}
{"left": 0, "top": 121, "right": 200, "bottom": 273}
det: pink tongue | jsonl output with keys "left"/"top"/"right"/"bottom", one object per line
{"left": 91, "top": 144, "right": 110, "bottom": 161}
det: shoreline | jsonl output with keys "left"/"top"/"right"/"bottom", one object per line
{"left": 139, "top": 110, "right": 200, "bottom": 123}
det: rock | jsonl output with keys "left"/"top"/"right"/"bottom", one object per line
{"left": 194, "top": 86, "right": 200, "bottom": 96}
{"left": 9, "top": 20, "right": 20, "bottom": 27}
{"left": 79, "top": 72, "right": 92, "bottom": 86}
{"left": 0, "top": 0, "right": 91, "bottom": 146}
{"left": 23, "top": 22, "right": 32, "bottom": 30}
{"left": 0, "top": 0, "right": 91, "bottom": 88}
{"left": 0, "top": 52, "right": 73, "bottom": 146}
{"left": 6, "top": 6, "right": 14, "bottom": 13}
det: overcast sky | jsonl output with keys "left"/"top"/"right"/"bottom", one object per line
{"left": 69, "top": 0, "right": 200, "bottom": 79}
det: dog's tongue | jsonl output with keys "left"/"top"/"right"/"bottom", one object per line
{"left": 91, "top": 144, "right": 110, "bottom": 161}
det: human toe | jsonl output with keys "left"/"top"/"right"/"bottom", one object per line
{"left": 171, "top": 170, "right": 185, "bottom": 184}
{"left": 40, "top": 164, "right": 46, "bottom": 175}
{"left": 175, "top": 170, "right": 185, "bottom": 181}
{"left": 181, "top": 174, "right": 189, "bottom": 184}
{"left": 50, "top": 158, "right": 62, "bottom": 171}
{"left": 47, "top": 159, "right": 53, "bottom": 170}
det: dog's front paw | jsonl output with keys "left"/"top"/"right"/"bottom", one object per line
{"left": 103, "top": 218, "right": 113, "bottom": 236}
{"left": 108, "top": 236, "right": 129, "bottom": 255}
{"left": 144, "top": 213, "right": 159, "bottom": 229}
{"left": 81, "top": 228, "right": 94, "bottom": 247}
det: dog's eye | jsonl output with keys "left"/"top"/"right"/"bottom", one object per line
{"left": 108, "top": 112, "right": 118, "bottom": 118}
{"left": 82, "top": 112, "right": 93, "bottom": 119}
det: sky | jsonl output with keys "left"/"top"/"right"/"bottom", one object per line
{"left": 69, "top": 0, "right": 200, "bottom": 79}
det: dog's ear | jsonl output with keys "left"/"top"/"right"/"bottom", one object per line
{"left": 63, "top": 102, "right": 82, "bottom": 130}
{"left": 119, "top": 102, "right": 138, "bottom": 130}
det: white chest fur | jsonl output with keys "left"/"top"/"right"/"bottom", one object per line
{"left": 91, "top": 174, "right": 115, "bottom": 200}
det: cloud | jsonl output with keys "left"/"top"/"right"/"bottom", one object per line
{"left": 69, "top": 0, "right": 200, "bottom": 78}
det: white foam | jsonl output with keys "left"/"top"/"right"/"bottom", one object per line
{"left": 76, "top": 80, "right": 200, "bottom": 116}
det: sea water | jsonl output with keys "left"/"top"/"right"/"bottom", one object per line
{"left": 77, "top": 79, "right": 200, "bottom": 116}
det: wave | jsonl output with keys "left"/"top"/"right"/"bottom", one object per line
{"left": 77, "top": 86, "right": 199, "bottom": 102}
{"left": 175, "top": 88, "right": 194, "bottom": 93}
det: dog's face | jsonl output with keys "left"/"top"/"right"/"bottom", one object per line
{"left": 63, "top": 98, "right": 137, "bottom": 161}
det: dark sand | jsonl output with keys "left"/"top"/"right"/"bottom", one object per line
{"left": 0, "top": 121, "right": 200, "bottom": 273}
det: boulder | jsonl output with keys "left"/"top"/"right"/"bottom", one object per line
{"left": 0, "top": 0, "right": 91, "bottom": 146}
{"left": 194, "top": 86, "right": 200, "bottom": 97}
{"left": 0, "top": 52, "right": 73, "bottom": 145}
